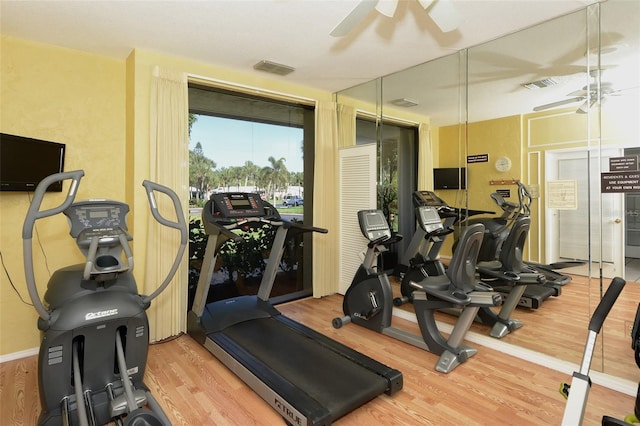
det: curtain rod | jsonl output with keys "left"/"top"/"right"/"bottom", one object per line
{"left": 356, "top": 109, "right": 420, "bottom": 127}
{"left": 188, "top": 73, "right": 316, "bottom": 106}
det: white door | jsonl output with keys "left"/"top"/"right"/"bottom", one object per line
{"left": 339, "top": 144, "right": 377, "bottom": 294}
{"left": 546, "top": 148, "right": 624, "bottom": 278}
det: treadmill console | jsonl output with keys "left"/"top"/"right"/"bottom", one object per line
{"left": 357, "top": 210, "right": 391, "bottom": 242}
{"left": 413, "top": 190, "right": 447, "bottom": 208}
{"left": 209, "top": 192, "right": 265, "bottom": 219}
{"left": 416, "top": 206, "right": 444, "bottom": 234}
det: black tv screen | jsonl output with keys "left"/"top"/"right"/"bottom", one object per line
{"left": 0, "top": 133, "right": 66, "bottom": 192}
{"left": 433, "top": 167, "right": 466, "bottom": 190}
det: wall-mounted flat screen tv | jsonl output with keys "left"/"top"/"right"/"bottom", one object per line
{"left": 0, "top": 133, "right": 66, "bottom": 192}
{"left": 433, "top": 167, "right": 466, "bottom": 190}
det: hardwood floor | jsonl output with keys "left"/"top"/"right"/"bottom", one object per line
{"left": 396, "top": 273, "right": 640, "bottom": 382}
{"left": 0, "top": 292, "right": 636, "bottom": 425}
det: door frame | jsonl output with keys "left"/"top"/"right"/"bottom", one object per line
{"left": 545, "top": 147, "right": 625, "bottom": 278}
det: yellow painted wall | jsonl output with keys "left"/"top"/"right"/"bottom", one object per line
{"left": 0, "top": 36, "right": 339, "bottom": 356}
{"left": 0, "top": 35, "right": 126, "bottom": 355}
{"left": 523, "top": 104, "right": 639, "bottom": 264}
{"left": 436, "top": 116, "right": 523, "bottom": 256}
{"left": 435, "top": 104, "right": 638, "bottom": 263}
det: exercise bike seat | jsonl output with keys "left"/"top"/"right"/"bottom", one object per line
{"left": 409, "top": 275, "right": 471, "bottom": 305}
{"left": 410, "top": 223, "right": 501, "bottom": 308}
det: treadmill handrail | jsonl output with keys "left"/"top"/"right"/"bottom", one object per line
{"left": 211, "top": 216, "right": 328, "bottom": 236}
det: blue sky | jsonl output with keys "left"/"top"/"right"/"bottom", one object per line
{"left": 189, "top": 114, "right": 304, "bottom": 172}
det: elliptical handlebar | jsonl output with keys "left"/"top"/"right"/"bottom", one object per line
{"left": 22, "top": 170, "right": 85, "bottom": 239}
{"left": 23, "top": 171, "right": 189, "bottom": 320}
{"left": 141, "top": 180, "right": 188, "bottom": 304}
{"left": 23, "top": 170, "right": 85, "bottom": 322}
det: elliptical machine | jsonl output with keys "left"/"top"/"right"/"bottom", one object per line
{"left": 333, "top": 209, "right": 502, "bottom": 373}
{"left": 23, "top": 170, "right": 188, "bottom": 426}
{"left": 454, "top": 181, "right": 579, "bottom": 289}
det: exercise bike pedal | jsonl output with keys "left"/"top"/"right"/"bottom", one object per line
{"left": 352, "top": 306, "right": 383, "bottom": 321}
{"left": 364, "top": 305, "right": 383, "bottom": 319}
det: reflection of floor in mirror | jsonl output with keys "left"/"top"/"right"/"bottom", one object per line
{"left": 392, "top": 272, "right": 640, "bottom": 385}
{"left": 626, "top": 257, "right": 640, "bottom": 282}
{"left": 560, "top": 261, "right": 622, "bottom": 280}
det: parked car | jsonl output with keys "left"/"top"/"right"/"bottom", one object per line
{"left": 282, "top": 195, "right": 303, "bottom": 207}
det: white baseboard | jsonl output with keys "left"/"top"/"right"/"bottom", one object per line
{"left": 0, "top": 347, "right": 39, "bottom": 364}
{"left": 392, "top": 307, "right": 637, "bottom": 396}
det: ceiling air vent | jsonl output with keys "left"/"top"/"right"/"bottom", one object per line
{"left": 253, "top": 60, "right": 295, "bottom": 76}
{"left": 521, "top": 77, "right": 559, "bottom": 89}
{"left": 390, "top": 98, "right": 419, "bottom": 107}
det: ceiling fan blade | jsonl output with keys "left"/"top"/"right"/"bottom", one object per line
{"left": 566, "top": 89, "right": 589, "bottom": 97}
{"left": 426, "top": 0, "right": 461, "bottom": 33}
{"left": 533, "top": 97, "right": 585, "bottom": 112}
{"left": 330, "top": 0, "right": 378, "bottom": 37}
{"left": 375, "top": 0, "right": 398, "bottom": 18}
{"left": 576, "top": 98, "right": 597, "bottom": 114}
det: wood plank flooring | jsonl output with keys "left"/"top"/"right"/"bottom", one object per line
{"left": 0, "top": 291, "right": 636, "bottom": 425}
{"left": 403, "top": 274, "right": 640, "bottom": 382}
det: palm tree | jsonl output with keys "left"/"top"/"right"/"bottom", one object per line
{"left": 261, "top": 156, "right": 289, "bottom": 202}
{"left": 228, "top": 166, "right": 244, "bottom": 191}
{"left": 289, "top": 171, "right": 304, "bottom": 196}
{"left": 189, "top": 142, "right": 216, "bottom": 201}
{"left": 216, "top": 167, "right": 235, "bottom": 191}
{"left": 242, "top": 161, "right": 261, "bottom": 190}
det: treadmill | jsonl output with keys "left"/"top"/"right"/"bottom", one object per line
{"left": 187, "top": 193, "right": 402, "bottom": 426}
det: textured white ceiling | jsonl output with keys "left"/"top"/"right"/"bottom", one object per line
{"left": 0, "top": 0, "right": 601, "bottom": 93}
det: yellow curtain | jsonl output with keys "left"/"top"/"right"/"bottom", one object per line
{"left": 337, "top": 104, "right": 356, "bottom": 148}
{"left": 146, "top": 66, "right": 189, "bottom": 341}
{"left": 418, "top": 122, "right": 434, "bottom": 190}
{"left": 313, "top": 101, "right": 340, "bottom": 297}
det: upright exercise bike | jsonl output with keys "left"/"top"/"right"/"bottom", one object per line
{"left": 23, "top": 170, "right": 187, "bottom": 426}
{"left": 334, "top": 209, "right": 502, "bottom": 373}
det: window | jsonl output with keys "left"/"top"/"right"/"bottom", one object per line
{"left": 188, "top": 84, "right": 315, "bottom": 305}
{"left": 356, "top": 117, "right": 418, "bottom": 273}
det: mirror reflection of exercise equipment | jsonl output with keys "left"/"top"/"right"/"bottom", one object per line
{"left": 397, "top": 189, "right": 576, "bottom": 338}
{"left": 187, "top": 193, "right": 402, "bottom": 426}
{"left": 334, "top": 208, "right": 501, "bottom": 373}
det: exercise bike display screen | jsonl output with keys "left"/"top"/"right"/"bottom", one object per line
{"left": 358, "top": 210, "right": 391, "bottom": 242}
{"left": 417, "top": 206, "right": 444, "bottom": 234}
{"left": 419, "top": 206, "right": 442, "bottom": 225}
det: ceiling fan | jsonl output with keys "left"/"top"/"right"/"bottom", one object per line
{"left": 330, "top": 0, "right": 461, "bottom": 37}
{"left": 533, "top": 70, "right": 623, "bottom": 114}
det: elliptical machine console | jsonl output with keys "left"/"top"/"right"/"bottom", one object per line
{"left": 23, "top": 170, "right": 187, "bottom": 426}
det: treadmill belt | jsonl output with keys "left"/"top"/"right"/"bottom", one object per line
{"left": 211, "top": 316, "right": 388, "bottom": 421}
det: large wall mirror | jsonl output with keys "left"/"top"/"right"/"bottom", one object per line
{"left": 336, "top": 0, "right": 639, "bottom": 383}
